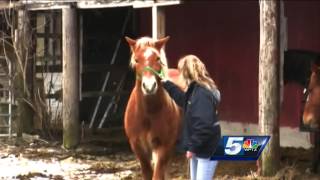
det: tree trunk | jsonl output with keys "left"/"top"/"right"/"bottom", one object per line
{"left": 62, "top": 6, "right": 79, "bottom": 149}
{"left": 15, "top": 8, "right": 34, "bottom": 137}
{"left": 258, "top": 0, "right": 280, "bottom": 176}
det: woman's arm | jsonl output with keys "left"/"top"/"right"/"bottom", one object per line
{"left": 162, "top": 80, "right": 185, "bottom": 107}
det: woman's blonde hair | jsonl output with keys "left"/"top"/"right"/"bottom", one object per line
{"left": 178, "top": 54, "right": 217, "bottom": 91}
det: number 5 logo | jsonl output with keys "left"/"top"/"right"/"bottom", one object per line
{"left": 224, "top": 137, "right": 244, "bottom": 155}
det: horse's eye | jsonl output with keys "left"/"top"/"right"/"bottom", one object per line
{"left": 157, "top": 57, "right": 162, "bottom": 64}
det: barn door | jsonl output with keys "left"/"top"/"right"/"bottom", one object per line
{"left": 80, "top": 7, "right": 135, "bottom": 129}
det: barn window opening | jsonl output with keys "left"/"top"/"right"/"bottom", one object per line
{"left": 35, "top": 10, "right": 62, "bottom": 73}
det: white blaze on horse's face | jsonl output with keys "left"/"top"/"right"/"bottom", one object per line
{"left": 141, "top": 48, "right": 158, "bottom": 95}
{"left": 144, "top": 48, "right": 154, "bottom": 60}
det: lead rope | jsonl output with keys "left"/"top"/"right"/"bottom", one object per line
{"left": 136, "top": 66, "right": 165, "bottom": 80}
{"left": 143, "top": 66, "right": 165, "bottom": 79}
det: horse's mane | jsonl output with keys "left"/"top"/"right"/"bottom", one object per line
{"left": 129, "top": 37, "right": 168, "bottom": 71}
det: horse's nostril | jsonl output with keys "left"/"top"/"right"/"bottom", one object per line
{"left": 151, "top": 82, "right": 156, "bottom": 91}
{"left": 142, "top": 82, "right": 147, "bottom": 90}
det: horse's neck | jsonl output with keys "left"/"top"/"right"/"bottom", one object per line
{"left": 135, "top": 83, "right": 168, "bottom": 113}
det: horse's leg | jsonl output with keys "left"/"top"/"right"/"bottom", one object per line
{"left": 131, "top": 139, "right": 153, "bottom": 180}
{"left": 312, "top": 132, "right": 319, "bottom": 173}
{"left": 152, "top": 147, "right": 172, "bottom": 180}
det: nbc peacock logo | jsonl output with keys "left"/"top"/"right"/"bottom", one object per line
{"left": 242, "top": 139, "right": 259, "bottom": 152}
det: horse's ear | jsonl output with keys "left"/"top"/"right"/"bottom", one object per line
{"left": 125, "top": 36, "right": 136, "bottom": 48}
{"left": 155, "top": 36, "right": 170, "bottom": 51}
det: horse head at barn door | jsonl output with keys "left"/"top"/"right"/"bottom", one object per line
{"left": 124, "top": 36, "right": 182, "bottom": 180}
{"left": 303, "top": 61, "right": 320, "bottom": 129}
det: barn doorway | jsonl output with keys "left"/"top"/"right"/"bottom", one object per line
{"left": 80, "top": 7, "right": 136, "bottom": 129}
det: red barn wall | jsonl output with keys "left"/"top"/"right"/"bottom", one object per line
{"left": 136, "top": 1, "right": 320, "bottom": 127}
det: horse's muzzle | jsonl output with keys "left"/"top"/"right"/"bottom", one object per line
{"left": 141, "top": 76, "right": 158, "bottom": 95}
{"left": 303, "top": 114, "right": 319, "bottom": 129}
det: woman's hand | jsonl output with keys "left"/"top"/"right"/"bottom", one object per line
{"left": 165, "top": 68, "right": 187, "bottom": 90}
{"left": 186, "top": 151, "right": 194, "bottom": 159}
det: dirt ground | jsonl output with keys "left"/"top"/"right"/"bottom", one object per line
{"left": 0, "top": 128, "right": 320, "bottom": 180}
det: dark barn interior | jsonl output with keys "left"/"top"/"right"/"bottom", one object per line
{"left": 80, "top": 7, "right": 136, "bottom": 128}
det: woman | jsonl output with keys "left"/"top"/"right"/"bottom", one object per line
{"left": 162, "top": 55, "right": 221, "bottom": 180}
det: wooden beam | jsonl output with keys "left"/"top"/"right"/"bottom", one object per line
{"left": 279, "top": 0, "right": 287, "bottom": 105}
{"left": 35, "top": 65, "right": 62, "bottom": 73}
{"left": 62, "top": 5, "right": 79, "bottom": 149}
{"left": 152, "top": 5, "right": 166, "bottom": 39}
{"left": 0, "top": 1, "right": 18, "bottom": 9}
{"left": 82, "top": 64, "right": 127, "bottom": 73}
{"left": 15, "top": 9, "right": 35, "bottom": 137}
{"left": 0, "top": 2, "right": 10, "bottom": 9}
{"left": 78, "top": 0, "right": 181, "bottom": 9}
{"left": 81, "top": 91, "right": 129, "bottom": 98}
{"left": 258, "top": 0, "right": 280, "bottom": 176}
{"left": 79, "top": 13, "right": 83, "bottom": 101}
{"left": 23, "top": 1, "right": 181, "bottom": 10}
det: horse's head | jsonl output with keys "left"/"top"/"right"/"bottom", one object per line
{"left": 303, "top": 63, "right": 320, "bottom": 129}
{"left": 125, "top": 36, "right": 169, "bottom": 95}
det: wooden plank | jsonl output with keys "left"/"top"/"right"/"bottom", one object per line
{"left": 35, "top": 65, "right": 62, "bottom": 73}
{"left": 36, "top": 33, "right": 62, "bottom": 38}
{"left": 279, "top": 0, "right": 287, "bottom": 105}
{"left": 78, "top": 0, "right": 181, "bottom": 9}
{"left": 62, "top": 6, "right": 79, "bottom": 149}
{"left": 22, "top": 1, "right": 181, "bottom": 10}
{"left": 15, "top": 9, "right": 35, "bottom": 137}
{"left": 258, "top": 0, "right": 280, "bottom": 176}
{"left": 82, "top": 64, "right": 127, "bottom": 73}
{"left": 0, "top": 2, "right": 10, "bottom": 9}
{"left": 36, "top": 55, "right": 62, "bottom": 61}
{"left": 152, "top": 5, "right": 166, "bottom": 39}
{"left": 0, "top": 1, "right": 17, "bottom": 9}
{"left": 79, "top": 13, "right": 83, "bottom": 101}
{"left": 81, "top": 90, "right": 130, "bottom": 98}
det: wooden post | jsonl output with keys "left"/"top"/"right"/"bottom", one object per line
{"left": 279, "top": 0, "right": 287, "bottom": 105}
{"left": 152, "top": 4, "right": 167, "bottom": 69}
{"left": 62, "top": 6, "right": 80, "bottom": 149}
{"left": 15, "top": 8, "right": 34, "bottom": 136}
{"left": 152, "top": 5, "right": 166, "bottom": 39}
{"left": 259, "top": 0, "right": 280, "bottom": 176}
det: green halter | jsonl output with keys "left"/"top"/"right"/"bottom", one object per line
{"left": 136, "top": 66, "right": 165, "bottom": 80}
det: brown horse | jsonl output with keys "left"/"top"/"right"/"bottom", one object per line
{"left": 303, "top": 62, "right": 320, "bottom": 129}
{"left": 124, "top": 36, "right": 182, "bottom": 180}
{"left": 302, "top": 61, "right": 320, "bottom": 172}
